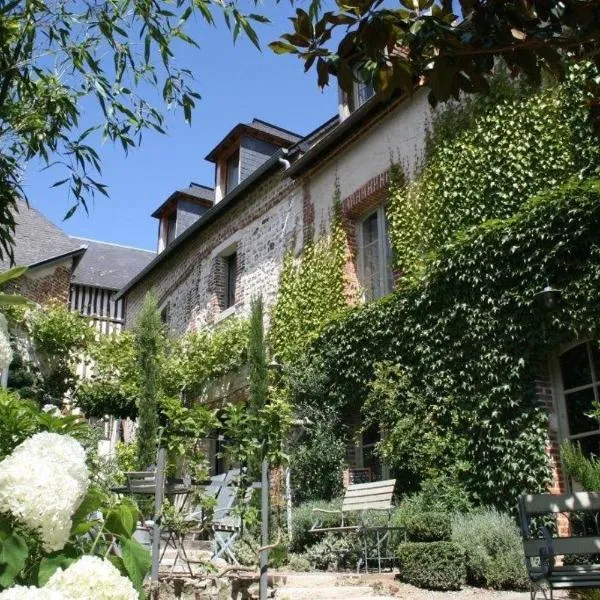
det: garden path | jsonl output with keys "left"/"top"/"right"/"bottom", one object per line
{"left": 273, "top": 573, "right": 567, "bottom": 600}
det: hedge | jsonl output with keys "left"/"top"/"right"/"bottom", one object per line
{"left": 397, "top": 541, "right": 466, "bottom": 590}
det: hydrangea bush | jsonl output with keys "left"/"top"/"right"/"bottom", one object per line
{"left": 0, "top": 432, "right": 150, "bottom": 597}
{"left": 0, "top": 433, "right": 88, "bottom": 551}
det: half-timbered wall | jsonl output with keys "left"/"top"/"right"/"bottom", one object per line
{"left": 69, "top": 284, "right": 125, "bottom": 335}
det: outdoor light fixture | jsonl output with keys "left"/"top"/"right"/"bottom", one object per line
{"left": 535, "top": 284, "right": 562, "bottom": 311}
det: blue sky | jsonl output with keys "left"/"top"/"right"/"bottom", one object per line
{"left": 25, "top": 5, "right": 339, "bottom": 251}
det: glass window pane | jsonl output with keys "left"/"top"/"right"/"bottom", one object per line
{"left": 560, "top": 344, "right": 592, "bottom": 390}
{"left": 572, "top": 434, "right": 600, "bottom": 459}
{"left": 362, "top": 213, "right": 379, "bottom": 245}
{"left": 565, "top": 387, "right": 597, "bottom": 436}
{"left": 226, "top": 151, "right": 239, "bottom": 194}
{"left": 362, "top": 214, "right": 381, "bottom": 300}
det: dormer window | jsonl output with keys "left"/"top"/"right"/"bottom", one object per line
{"left": 225, "top": 150, "right": 240, "bottom": 195}
{"left": 151, "top": 184, "right": 214, "bottom": 253}
{"left": 356, "top": 78, "right": 375, "bottom": 108}
{"left": 206, "top": 119, "right": 302, "bottom": 203}
{"left": 339, "top": 67, "right": 376, "bottom": 120}
{"left": 165, "top": 210, "right": 177, "bottom": 247}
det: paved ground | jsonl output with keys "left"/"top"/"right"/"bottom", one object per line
{"left": 272, "top": 572, "right": 560, "bottom": 600}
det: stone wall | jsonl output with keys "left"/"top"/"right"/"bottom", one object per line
{"left": 125, "top": 173, "right": 303, "bottom": 334}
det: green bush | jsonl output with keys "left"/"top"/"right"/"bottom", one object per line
{"left": 290, "top": 420, "right": 346, "bottom": 505}
{"left": 290, "top": 498, "right": 342, "bottom": 554}
{"left": 306, "top": 532, "right": 362, "bottom": 571}
{"left": 397, "top": 541, "right": 466, "bottom": 590}
{"left": 287, "top": 553, "right": 311, "bottom": 572}
{"left": 404, "top": 512, "right": 452, "bottom": 542}
{"left": 451, "top": 510, "right": 528, "bottom": 590}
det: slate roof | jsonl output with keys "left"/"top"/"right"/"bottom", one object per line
{"left": 184, "top": 183, "right": 214, "bottom": 202}
{"left": 0, "top": 199, "right": 83, "bottom": 270}
{"left": 70, "top": 237, "right": 155, "bottom": 291}
{"left": 150, "top": 183, "right": 214, "bottom": 219}
{"left": 205, "top": 118, "right": 303, "bottom": 162}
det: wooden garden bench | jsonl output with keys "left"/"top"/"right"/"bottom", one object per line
{"left": 518, "top": 491, "right": 600, "bottom": 600}
{"left": 311, "top": 479, "right": 397, "bottom": 572}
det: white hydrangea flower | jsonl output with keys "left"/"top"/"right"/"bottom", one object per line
{"left": 0, "top": 432, "right": 89, "bottom": 551}
{"left": 47, "top": 556, "right": 138, "bottom": 600}
{"left": 0, "top": 314, "right": 12, "bottom": 370}
{"left": 0, "top": 586, "right": 67, "bottom": 599}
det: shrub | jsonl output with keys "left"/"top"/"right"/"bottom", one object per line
{"left": 287, "top": 553, "right": 311, "bottom": 572}
{"left": 451, "top": 509, "right": 528, "bottom": 590}
{"left": 290, "top": 420, "right": 346, "bottom": 505}
{"left": 290, "top": 498, "right": 342, "bottom": 554}
{"left": 404, "top": 511, "right": 452, "bottom": 542}
{"left": 306, "top": 532, "right": 362, "bottom": 571}
{"left": 397, "top": 541, "right": 466, "bottom": 590}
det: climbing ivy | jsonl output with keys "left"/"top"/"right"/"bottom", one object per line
{"left": 270, "top": 187, "right": 348, "bottom": 363}
{"left": 301, "top": 178, "right": 600, "bottom": 508}
{"left": 387, "top": 64, "right": 600, "bottom": 279}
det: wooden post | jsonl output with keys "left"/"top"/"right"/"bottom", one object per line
{"left": 151, "top": 447, "right": 166, "bottom": 586}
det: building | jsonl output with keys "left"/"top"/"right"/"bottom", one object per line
{"left": 118, "top": 77, "right": 593, "bottom": 496}
{"left": 0, "top": 200, "right": 155, "bottom": 329}
{"left": 69, "top": 237, "right": 155, "bottom": 334}
{"left": 0, "top": 199, "right": 87, "bottom": 304}
{"left": 117, "top": 86, "right": 433, "bottom": 477}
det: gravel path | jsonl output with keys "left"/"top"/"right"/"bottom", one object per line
{"left": 273, "top": 572, "right": 568, "bottom": 600}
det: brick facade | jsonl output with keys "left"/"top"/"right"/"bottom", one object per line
{"left": 125, "top": 173, "right": 302, "bottom": 334}
{"left": 8, "top": 263, "right": 72, "bottom": 306}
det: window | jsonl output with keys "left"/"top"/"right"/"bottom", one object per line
{"left": 356, "top": 78, "right": 374, "bottom": 108}
{"left": 224, "top": 252, "right": 237, "bottom": 309}
{"left": 165, "top": 211, "right": 177, "bottom": 246}
{"left": 557, "top": 341, "right": 600, "bottom": 457}
{"left": 359, "top": 206, "right": 393, "bottom": 301}
{"left": 225, "top": 150, "right": 240, "bottom": 195}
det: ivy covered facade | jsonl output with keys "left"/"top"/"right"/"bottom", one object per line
{"left": 120, "top": 65, "right": 600, "bottom": 504}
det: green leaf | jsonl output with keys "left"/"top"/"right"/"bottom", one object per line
{"left": 0, "top": 522, "right": 28, "bottom": 589}
{"left": 0, "top": 266, "right": 27, "bottom": 286}
{"left": 104, "top": 498, "right": 137, "bottom": 538}
{"left": 0, "top": 294, "right": 32, "bottom": 306}
{"left": 269, "top": 41, "right": 299, "bottom": 55}
{"left": 120, "top": 536, "right": 151, "bottom": 593}
{"left": 70, "top": 485, "right": 106, "bottom": 534}
{"left": 37, "top": 550, "right": 78, "bottom": 586}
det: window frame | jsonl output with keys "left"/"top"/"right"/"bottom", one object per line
{"left": 357, "top": 205, "right": 393, "bottom": 301}
{"left": 225, "top": 149, "right": 240, "bottom": 195}
{"left": 553, "top": 340, "right": 600, "bottom": 461}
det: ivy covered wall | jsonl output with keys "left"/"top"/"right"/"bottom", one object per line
{"left": 388, "top": 63, "right": 600, "bottom": 279}
{"left": 304, "top": 178, "right": 600, "bottom": 507}
{"left": 272, "top": 65, "right": 600, "bottom": 507}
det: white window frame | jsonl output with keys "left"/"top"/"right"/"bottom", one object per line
{"left": 354, "top": 76, "right": 374, "bottom": 109}
{"left": 552, "top": 340, "right": 600, "bottom": 458}
{"left": 357, "top": 205, "right": 393, "bottom": 301}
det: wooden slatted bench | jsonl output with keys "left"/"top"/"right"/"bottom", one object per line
{"left": 518, "top": 491, "right": 600, "bottom": 600}
{"left": 311, "top": 479, "right": 397, "bottom": 572}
